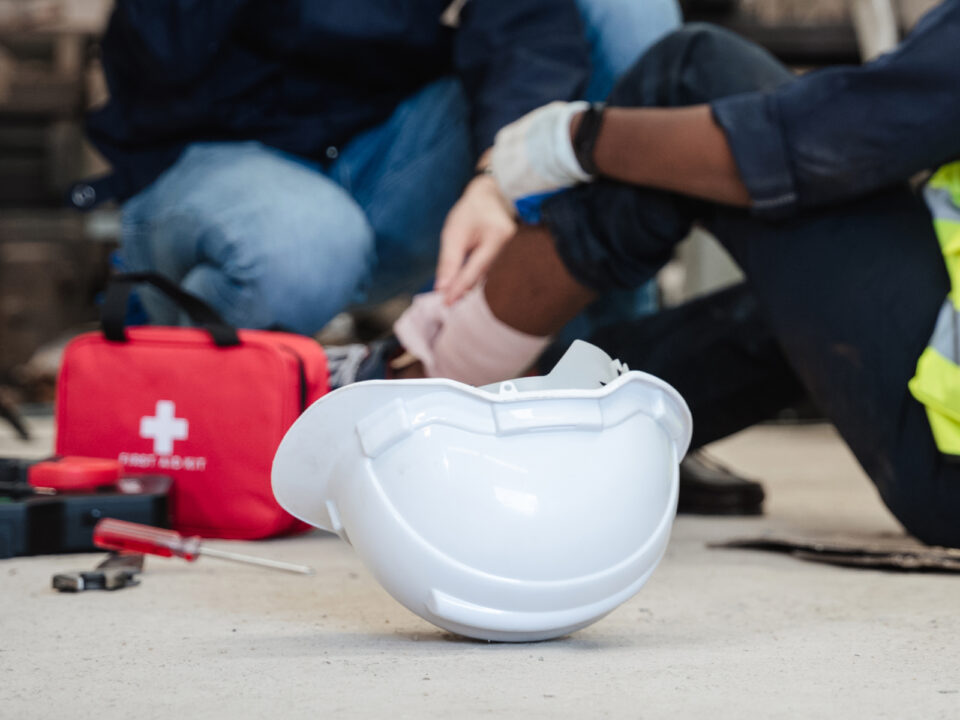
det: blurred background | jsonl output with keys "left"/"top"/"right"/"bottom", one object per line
{"left": 0, "top": 0, "right": 943, "bottom": 410}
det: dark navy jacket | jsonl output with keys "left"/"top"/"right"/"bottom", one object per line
{"left": 711, "top": 0, "right": 960, "bottom": 219}
{"left": 85, "top": 0, "right": 590, "bottom": 202}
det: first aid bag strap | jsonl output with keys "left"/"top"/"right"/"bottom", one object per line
{"left": 101, "top": 272, "right": 242, "bottom": 347}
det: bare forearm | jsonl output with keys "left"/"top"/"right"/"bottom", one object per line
{"left": 577, "top": 105, "right": 751, "bottom": 207}
{"left": 482, "top": 107, "right": 750, "bottom": 338}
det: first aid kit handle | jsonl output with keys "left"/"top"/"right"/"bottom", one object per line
{"left": 102, "top": 272, "right": 242, "bottom": 347}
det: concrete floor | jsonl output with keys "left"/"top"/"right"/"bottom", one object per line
{"left": 2, "top": 417, "right": 959, "bottom": 719}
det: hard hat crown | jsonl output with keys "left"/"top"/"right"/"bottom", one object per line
{"left": 273, "top": 341, "right": 691, "bottom": 641}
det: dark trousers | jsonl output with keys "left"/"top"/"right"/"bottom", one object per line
{"left": 541, "top": 25, "right": 959, "bottom": 546}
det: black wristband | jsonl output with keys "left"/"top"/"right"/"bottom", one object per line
{"left": 572, "top": 102, "right": 606, "bottom": 176}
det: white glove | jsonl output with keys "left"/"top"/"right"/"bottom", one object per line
{"left": 491, "top": 101, "right": 592, "bottom": 202}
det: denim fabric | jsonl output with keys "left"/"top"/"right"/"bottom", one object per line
{"left": 710, "top": 0, "right": 960, "bottom": 218}
{"left": 87, "top": 0, "right": 592, "bottom": 201}
{"left": 543, "top": 24, "right": 794, "bottom": 293}
{"left": 576, "top": 0, "right": 683, "bottom": 102}
{"left": 541, "top": 23, "right": 960, "bottom": 546}
{"left": 120, "top": 0, "right": 681, "bottom": 335}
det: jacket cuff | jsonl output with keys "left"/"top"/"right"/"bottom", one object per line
{"left": 711, "top": 92, "right": 798, "bottom": 220}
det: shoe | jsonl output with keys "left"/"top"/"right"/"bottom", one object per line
{"left": 325, "top": 337, "right": 400, "bottom": 390}
{"left": 677, "top": 451, "right": 765, "bottom": 516}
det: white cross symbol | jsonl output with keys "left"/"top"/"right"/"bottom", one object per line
{"left": 140, "top": 400, "right": 189, "bottom": 456}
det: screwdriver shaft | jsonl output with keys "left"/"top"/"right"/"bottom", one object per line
{"left": 199, "top": 546, "right": 314, "bottom": 575}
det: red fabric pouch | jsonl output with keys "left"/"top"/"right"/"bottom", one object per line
{"left": 55, "top": 273, "right": 328, "bottom": 538}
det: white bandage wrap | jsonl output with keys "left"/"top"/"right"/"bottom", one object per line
{"left": 393, "top": 287, "right": 551, "bottom": 386}
{"left": 491, "top": 101, "right": 592, "bottom": 202}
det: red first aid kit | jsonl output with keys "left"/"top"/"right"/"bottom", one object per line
{"left": 55, "top": 273, "right": 329, "bottom": 538}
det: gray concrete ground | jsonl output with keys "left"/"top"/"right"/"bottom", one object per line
{"left": 1, "top": 416, "right": 958, "bottom": 719}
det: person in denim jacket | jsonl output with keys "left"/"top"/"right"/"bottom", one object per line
{"left": 81, "top": 0, "right": 681, "bottom": 334}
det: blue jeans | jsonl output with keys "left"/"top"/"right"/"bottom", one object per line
{"left": 120, "top": 0, "right": 682, "bottom": 335}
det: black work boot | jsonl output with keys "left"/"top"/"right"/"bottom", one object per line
{"left": 677, "top": 451, "right": 765, "bottom": 516}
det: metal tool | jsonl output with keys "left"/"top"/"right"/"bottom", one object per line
{"left": 93, "top": 518, "right": 313, "bottom": 575}
{"left": 53, "top": 553, "right": 144, "bottom": 592}
{"left": 0, "top": 481, "right": 56, "bottom": 499}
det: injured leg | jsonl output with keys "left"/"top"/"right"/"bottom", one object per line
{"left": 393, "top": 224, "right": 596, "bottom": 385}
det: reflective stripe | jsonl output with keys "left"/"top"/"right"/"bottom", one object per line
{"left": 911, "top": 161, "right": 960, "bottom": 455}
{"left": 926, "top": 186, "right": 960, "bottom": 227}
{"left": 927, "top": 299, "right": 960, "bottom": 363}
{"left": 933, "top": 219, "right": 960, "bottom": 310}
{"left": 909, "top": 347, "right": 960, "bottom": 456}
{"left": 928, "top": 163, "right": 960, "bottom": 205}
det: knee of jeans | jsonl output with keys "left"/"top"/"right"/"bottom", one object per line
{"left": 655, "top": 23, "right": 752, "bottom": 63}
{"left": 609, "top": 23, "right": 789, "bottom": 107}
{"left": 179, "top": 196, "right": 374, "bottom": 334}
{"left": 257, "top": 210, "right": 376, "bottom": 335}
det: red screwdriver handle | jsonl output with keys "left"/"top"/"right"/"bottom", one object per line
{"left": 93, "top": 518, "right": 202, "bottom": 561}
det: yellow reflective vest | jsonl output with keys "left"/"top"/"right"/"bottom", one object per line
{"left": 908, "top": 162, "right": 960, "bottom": 454}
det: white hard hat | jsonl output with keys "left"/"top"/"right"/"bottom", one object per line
{"left": 272, "top": 340, "right": 691, "bottom": 642}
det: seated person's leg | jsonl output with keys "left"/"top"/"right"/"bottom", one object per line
{"left": 120, "top": 141, "right": 375, "bottom": 335}
{"left": 397, "top": 24, "right": 796, "bottom": 379}
{"left": 484, "top": 27, "right": 960, "bottom": 545}
{"left": 549, "top": 283, "right": 808, "bottom": 451}
{"left": 705, "top": 188, "right": 954, "bottom": 546}
{"left": 559, "top": 0, "right": 684, "bottom": 346}
{"left": 399, "top": 24, "right": 960, "bottom": 543}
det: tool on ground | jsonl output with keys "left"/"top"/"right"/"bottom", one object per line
{"left": 0, "top": 481, "right": 56, "bottom": 499}
{"left": 0, "top": 457, "right": 171, "bottom": 559}
{"left": 93, "top": 518, "right": 313, "bottom": 575}
{"left": 52, "top": 552, "right": 144, "bottom": 592}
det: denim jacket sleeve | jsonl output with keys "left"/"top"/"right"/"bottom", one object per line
{"left": 711, "top": 0, "right": 960, "bottom": 219}
{"left": 454, "top": 0, "right": 591, "bottom": 154}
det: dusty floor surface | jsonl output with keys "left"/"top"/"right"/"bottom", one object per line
{"left": 1, "top": 417, "right": 958, "bottom": 719}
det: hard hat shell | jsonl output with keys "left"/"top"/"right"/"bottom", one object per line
{"left": 272, "top": 341, "right": 691, "bottom": 642}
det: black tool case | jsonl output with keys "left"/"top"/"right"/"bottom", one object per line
{"left": 0, "top": 458, "right": 170, "bottom": 558}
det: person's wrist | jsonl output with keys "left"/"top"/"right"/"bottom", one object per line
{"left": 471, "top": 168, "right": 496, "bottom": 187}
{"left": 472, "top": 164, "right": 495, "bottom": 181}
{"left": 569, "top": 110, "right": 584, "bottom": 145}
{"left": 469, "top": 170, "right": 516, "bottom": 217}
{"left": 570, "top": 102, "right": 605, "bottom": 177}
{"left": 551, "top": 101, "right": 592, "bottom": 184}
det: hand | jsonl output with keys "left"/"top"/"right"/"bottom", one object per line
{"left": 491, "top": 100, "right": 591, "bottom": 202}
{"left": 435, "top": 174, "right": 517, "bottom": 305}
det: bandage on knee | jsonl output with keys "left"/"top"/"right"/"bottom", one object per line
{"left": 393, "top": 286, "right": 550, "bottom": 386}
